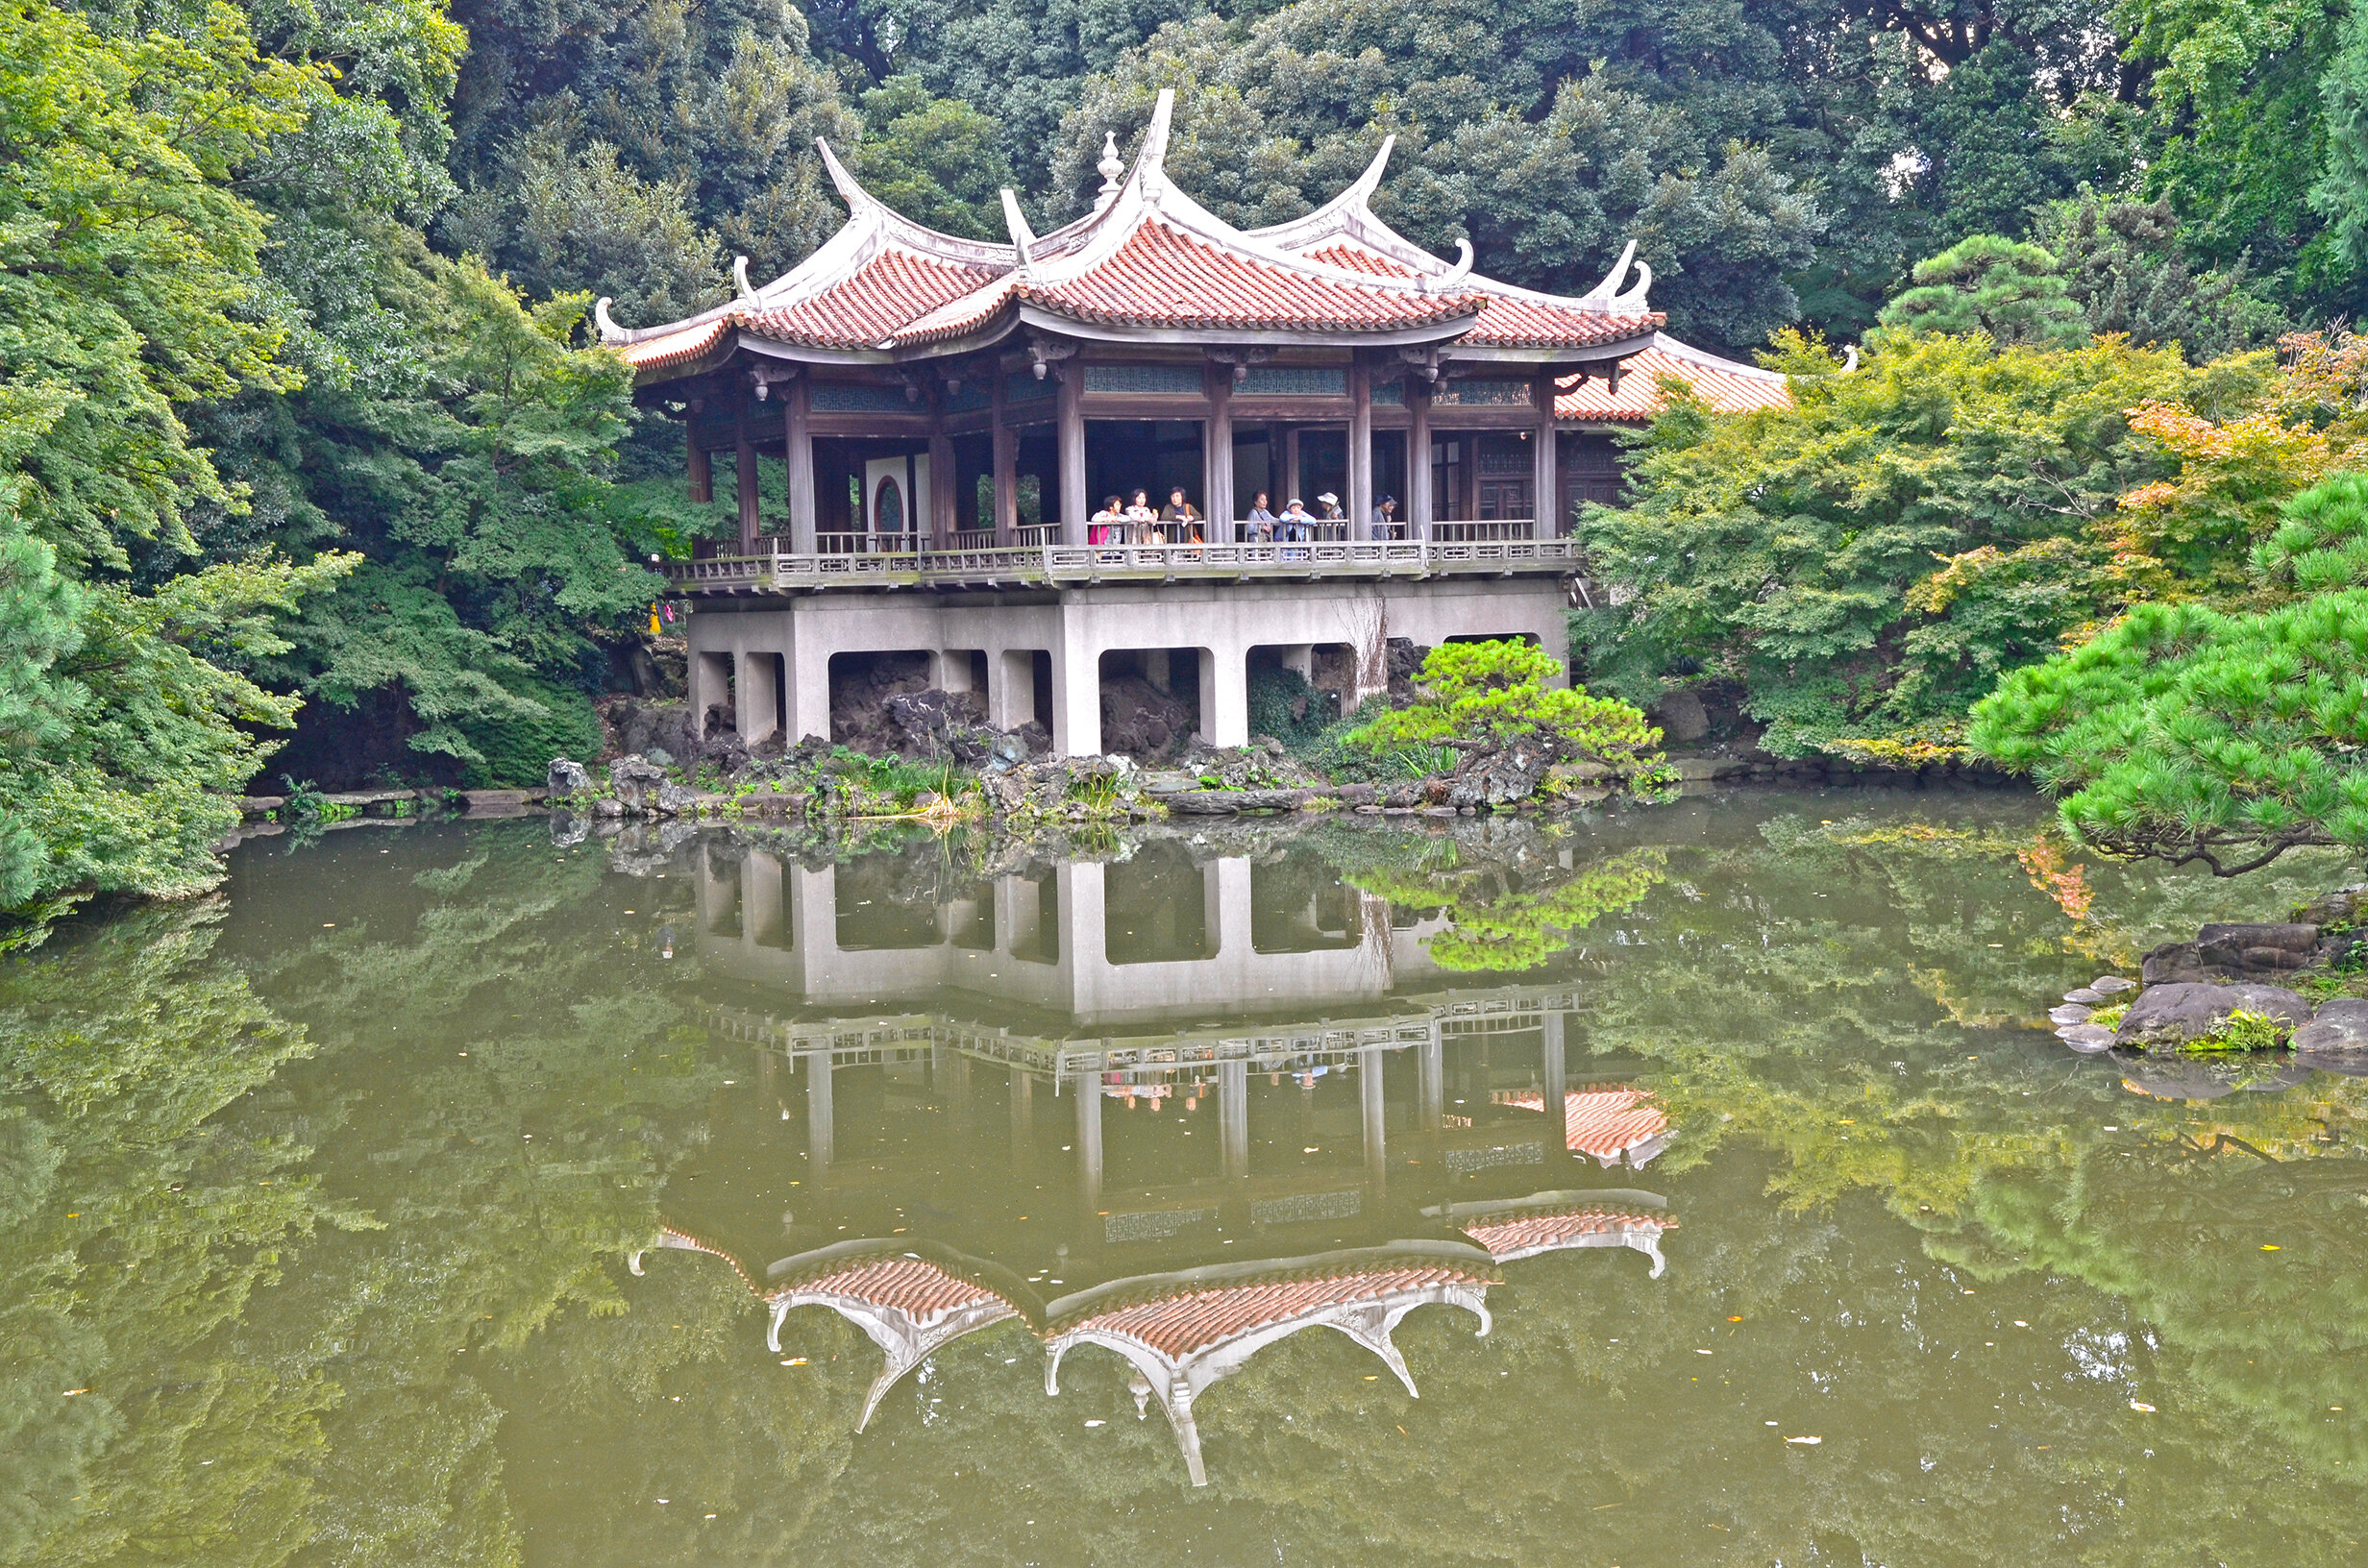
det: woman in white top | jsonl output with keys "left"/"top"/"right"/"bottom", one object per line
{"left": 1124, "top": 489, "right": 1159, "bottom": 544}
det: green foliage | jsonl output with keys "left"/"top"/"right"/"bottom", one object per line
{"left": 851, "top": 76, "right": 1013, "bottom": 241}
{"left": 455, "top": 674, "right": 601, "bottom": 789}
{"left": 2034, "top": 195, "right": 2291, "bottom": 360}
{"left": 1347, "top": 641, "right": 1664, "bottom": 772}
{"left": 2187, "top": 1007, "right": 2286, "bottom": 1051}
{"left": 1246, "top": 664, "right": 1330, "bottom": 751}
{"left": 1877, "top": 235, "right": 2089, "bottom": 347}
{"left": 1579, "top": 331, "right": 2207, "bottom": 758}
{"left": 1969, "top": 473, "right": 2368, "bottom": 873}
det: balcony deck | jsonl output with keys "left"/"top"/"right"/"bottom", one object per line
{"left": 669, "top": 530, "right": 1581, "bottom": 595}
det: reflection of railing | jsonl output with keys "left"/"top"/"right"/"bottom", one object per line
{"left": 665, "top": 537, "right": 1583, "bottom": 592}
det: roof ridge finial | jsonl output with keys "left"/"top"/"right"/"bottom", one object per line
{"left": 1000, "top": 188, "right": 1038, "bottom": 272}
{"left": 1134, "top": 87, "right": 1176, "bottom": 192}
{"left": 1096, "top": 132, "right": 1124, "bottom": 208}
{"left": 814, "top": 136, "right": 878, "bottom": 216}
{"left": 1576, "top": 238, "right": 1638, "bottom": 310}
{"left": 1423, "top": 236, "right": 1474, "bottom": 293}
{"left": 732, "top": 256, "right": 754, "bottom": 300}
{"left": 594, "top": 296, "right": 623, "bottom": 341}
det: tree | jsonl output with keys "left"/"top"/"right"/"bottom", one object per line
{"left": 1967, "top": 472, "right": 2368, "bottom": 873}
{"left": 1345, "top": 640, "right": 1665, "bottom": 774}
{"left": 2032, "top": 195, "right": 2290, "bottom": 360}
{"left": 0, "top": 1, "right": 358, "bottom": 920}
{"left": 1576, "top": 330, "right": 2208, "bottom": 759}
{"left": 1876, "top": 234, "right": 2090, "bottom": 346}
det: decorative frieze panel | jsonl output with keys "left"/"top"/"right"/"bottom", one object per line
{"left": 812, "top": 382, "right": 917, "bottom": 413}
{"left": 1370, "top": 379, "right": 1406, "bottom": 406}
{"left": 1004, "top": 370, "right": 1056, "bottom": 404}
{"left": 1241, "top": 365, "right": 1346, "bottom": 397}
{"left": 942, "top": 383, "right": 992, "bottom": 413}
{"left": 1435, "top": 378, "right": 1534, "bottom": 406}
{"left": 1084, "top": 363, "right": 1205, "bottom": 395}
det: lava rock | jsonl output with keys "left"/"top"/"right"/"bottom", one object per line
{"left": 547, "top": 757, "right": 592, "bottom": 794}
{"left": 607, "top": 754, "right": 666, "bottom": 813}
{"left": 2294, "top": 996, "right": 2368, "bottom": 1054}
{"left": 2114, "top": 982, "right": 2312, "bottom": 1049}
{"left": 654, "top": 781, "right": 702, "bottom": 817}
{"left": 2140, "top": 942, "right": 2209, "bottom": 986}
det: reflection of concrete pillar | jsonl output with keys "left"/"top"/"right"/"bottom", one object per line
{"left": 1074, "top": 1071, "right": 1103, "bottom": 1214}
{"left": 1418, "top": 1023, "right": 1443, "bottom": 1132}
{"left": 1009, "top": 1066, "right": 1034, "bottom": 1170}
{"left": 1212, "top": 857, "right": 1246, "bottom": 958}
{"left": 1361, "top": 1046, "right": 1386, "bottom": 1186}
{"left": 938, "top": 1047, "right": 972, "bottom": 1131}
{"left": 1220, "top": 1061, "right": 1248, "bottom": 1179}
{"left": 1541, "top": 1011, "right": 1566, "bottom": 1158}
{"left": 743, "top": 850, "right": 783, "bottom": 951}
{"left": 806, "top": 1053, "right": 834, "bottom": 1172}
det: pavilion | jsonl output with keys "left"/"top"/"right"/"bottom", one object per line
{"left": 604, "top": 89, "right": 1702, "bottom": 756}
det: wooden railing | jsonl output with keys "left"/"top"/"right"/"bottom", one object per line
{"left": 665, "top": 532, "right": 1581, "bottom": 593}
{"left": 1429, "top": 520, "right": 1538, "bottom": 542}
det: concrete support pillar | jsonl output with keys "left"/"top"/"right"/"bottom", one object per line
{"left": 783, "top": 378, "right": 815, "bottom": 553}
{"left": 1052, "top": 635, "right": 1099, "bottom": 756}
{"left": 992, "top": 376, "right": 1019, "bottom": 546}
{"left": 1008, "top": 1066, "right": 1034, "bottom": 1171}
{"left": 1279, "top": 644, "right": 1313, "bottom": 682}
{"left": 1198, "top": 646, "right": 1247, "bottom": 748}
{"left": 1541, "top": 1010, "right": 1567, "bottom": 1157}
{"left": 736, "top": 650, "right": 780, "bottom": 746}
{"left": 929, "top": 429, "right": 957, "bottom": 551}
{"left": 1205, "top": 368, "right": 1235, "bottom": 533}
{"left": 1074, "top": 1070, "right": 1103, "bottom": 1214}
{"left": 1360, "top": 1045, "right": 1387, "bottom": 1187}
{"left": 687, "top": 422, "right": 712, "bottom": 503}
{"left": 1348, "top": 359, "right": 1373, "bottom": 541}
{"left": 691, "top": 649, "right": 731, "bottom": 730}
{"left": 992, "top": 649, "right": 1036, "bottom": 730}
{"left": 1533, "top": 374, "right": 1560, "bottom": 538}
{"left": 1418, "top": 1022, "right": 1443, "bottom": 1131}
{"left": 787, "top": 636, "right": 829, "bottom": 745}
{"left": 1143, "top": 649, "right": 1171, "bottom": 695}
{"left": 1220, "top": 1061, "right": 1248, "bottom": 1179}
{"left": 936, "top": 649, "right": 977, "bottom": 696}
{"left": 1057, "top": 369, "right": 1087, "bottom": 546}
{"left": 805, "top": 1053, "right": 834, "bottom": 1172}
{"left": 1408, "top": 383, "right": 1432, "bottom": 539}
{"left": 735, "top": 426, "right": 761, "bottom": 551}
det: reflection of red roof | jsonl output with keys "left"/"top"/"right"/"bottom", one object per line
{"left": 1066, "top": 1264, "right": 1491, "bottom": 1358}
{"left": 1495, "top": 1087, "right": 1669, "bottom": 1162}
{"left": 777, "top": 1255, "right": 1006, "bottom": 1319}
{"left": 1458, "top": 1206, "right": 1674, "bottom": 1257}
{"left": 1557, "top": 335, "right": 1791, "bottom": 423}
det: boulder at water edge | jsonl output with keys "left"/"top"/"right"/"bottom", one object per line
{"left": 2295, "top": 996, "right": 2368, "bottom": 1055}
{"left": 2114, "top": 982, "right": 2311, "bottom": 1049}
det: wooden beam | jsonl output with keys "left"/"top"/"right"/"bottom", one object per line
{"left": 929, "top": 422, "right": 956, "bottom": 551}
{"left": 1347, "top": 357, "right": 1372, "bottom": 542}
{"left": 686, "top": 417, "right": 712, "bottom": 503}
{"left": 734, "top": 422, "right": 760, "bottom": 552}
{"left": 782, "top": 376, "right": 815, "bottom": 553}
{"left": 1532, "top": 373, "right": 1559, "bottom": 538}
{"left": 1408, "top": 379, "right": 1432, "bottom": 539}
{"left": 992, "top": 373, "right": 1018, "bottom": 545}
{"left": 1057, "top": 366, "right": 1087, "bottom": 546}
{"left": 1282, "top": 424, "right": 1301, "bottom": 503}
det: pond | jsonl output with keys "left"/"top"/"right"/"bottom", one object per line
{"left": 4, "top": 788, "right": 2363, "bottom": 1567}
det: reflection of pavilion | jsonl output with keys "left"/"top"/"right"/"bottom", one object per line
{"left": 1429, "top": 1189, "right": 1677, "bottom": 1279}
{"left": 1043, "top": 1244, "right": 1495, "bottom": 1485}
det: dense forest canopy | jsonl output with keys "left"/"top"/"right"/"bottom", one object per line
{"left": 12, "top": 0, "right": 2368, "bottom": 921}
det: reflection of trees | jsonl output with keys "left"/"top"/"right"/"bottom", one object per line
{"left": 1325, "top": 829, "right": 1666, "bottom": 972}
{"left": 0, "top": 908, "right": 346, "bottom": 1568}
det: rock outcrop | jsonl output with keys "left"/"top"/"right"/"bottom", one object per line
{"left": 2113, "top": 982, "right": 2311, "bottom": 1049}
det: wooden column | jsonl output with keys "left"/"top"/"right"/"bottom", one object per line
{"left": 1204, "top": 364, "right": 1234, "bottom": 535}
{"left": 929, "top": 425, "right": 956, "bottom": 550}
{"left": 1532, "top": 372, "right": 1560, "bottom": 538}
{"left": 686, "top": 417, "right": 712, "bottom": 503}
{"left": 1408, "top": 379, "right": 1433, "bottom": 539}
{"left": 781, "top": 376, "right": 815, "bottom": 553}
{"left": 1347, "top": 356, "right": 1373, "bottom": 541}
{"left": 734, "top": 422, "right": 760, "bottom": 551}
{"left": 991, "top": 371, "right": 1018, "bottom": 545}
{"left": 1056, "top": 367, "right": 1087, "bottom": 545}
{"left": 1281, "top": 424, "right": 1301, "bottom": 503}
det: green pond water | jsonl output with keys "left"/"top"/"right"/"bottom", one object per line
{"left": 4, "top": 788, "right": 2365, "bottom": 1568}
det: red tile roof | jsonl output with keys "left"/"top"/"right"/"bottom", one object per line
{"left": 1062, "top": 1262, "right": 1494, "bottom": 1359}
{"left": 1458, "top": 1206, "right": 1675, "bottom": 1258}
{"left": 774, "top": 1254, "right": 1009, "bottom": 1321}
{"left": 1558, "top": 335, "right": 1792, "bottom": 422}
{"left": 612, "top": 249, "right": 1002, "bottom": 369}
{"left": 1494, "top": 1087, "right": 1670, "bottom": 1162}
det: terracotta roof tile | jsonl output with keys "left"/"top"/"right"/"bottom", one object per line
{"left": 1306, "top": 241, "right": 1421, "bottom": 280}
{"left": 779, "top": 1255, "right": 1007, "bottom": 1321}
{"left": 1017, "top": 222, "right": 1482, "bottom": 336}
{"left": 1463, "top": 294, "right": 1656, "bottom": 350}
{"left": 613, "top": 319, "right": 733, "bottom": 374}
{"left": 1495, "top": 1087, "right": 1670, "bottom": 1162}
{"left": 1458, "top": 1206, "right": 1675, "bottom": 1257}
{"left": 1559, "top": 336, "right": 1792, "bottom": 422}
{"left": 1068, "top": 1264, "right": 1490, "bottom": 1359}
{"left": 745, "top": 247, "right": 1002, "bottom": 350}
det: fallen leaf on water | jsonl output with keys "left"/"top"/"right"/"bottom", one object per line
{"left": 1785, "top": 1435, "right": 1821, "bottom": 1445}
{"left": 2130, "top": 1401, "right": 2156, "bottom": 1412}
{"left": 2262, "top": 1244, "right": 2282, "bottom": 1251}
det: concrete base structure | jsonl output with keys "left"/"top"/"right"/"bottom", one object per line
{"left": 685, "top": 576, "right": 1569, "bottom": 756}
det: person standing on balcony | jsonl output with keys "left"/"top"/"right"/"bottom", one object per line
{"left": 1315, "top": 492, "right": 1343, "bottom": 536}
{"left": 1161, "top": 486, "right": 1204, "bottom": 545}
{"left": 1092, "top": 495, "right": 1126, "bottom": 546}
{"left": 1245, "top": 492, "right": 1277, "bottom": 543}
{"left": 1125, "top": 489, "right": 1158, "bottom": 544}
{"left": 1372, "top": 495, "right": 1398, "bottom": 537}
{"left": 1279, "top": 498, "right": 1316, "bottom": 555}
